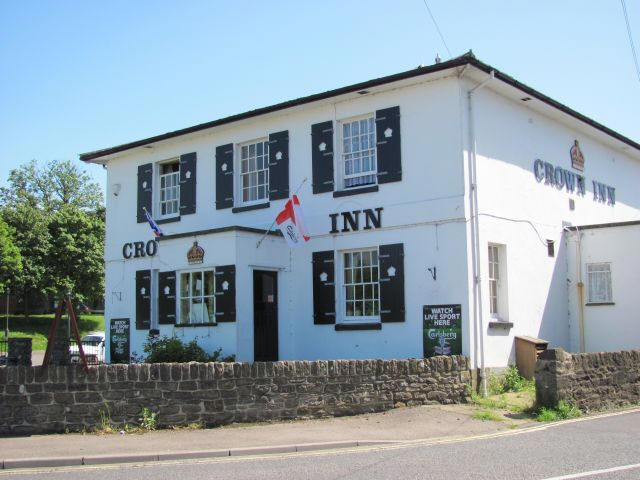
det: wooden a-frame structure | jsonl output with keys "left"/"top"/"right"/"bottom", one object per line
{"left": 42, "top": 296, "right": 89, "bottom": 371}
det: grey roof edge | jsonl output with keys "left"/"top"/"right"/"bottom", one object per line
{"left": 566, "top": 220, "right": 640, "bottom": 231}
{"left": 79, "top": 52, "right": 640, "bottom": 162}
{"left": 157, "top": 225, "right": 283, "bottom": 241}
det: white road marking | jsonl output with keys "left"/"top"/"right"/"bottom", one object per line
{"left": 541, "top": 462, "right": 640, "bottom": 479}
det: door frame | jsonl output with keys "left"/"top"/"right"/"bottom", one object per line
{"left": 252, "top": 269, "right": 279, "bottom": 362}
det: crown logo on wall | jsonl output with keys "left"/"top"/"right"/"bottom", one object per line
{"left": 570, "top": 140, "right": 585, "bottom": 171}
{"left": 187, "top": 241, "right": 205, "bottom": 264}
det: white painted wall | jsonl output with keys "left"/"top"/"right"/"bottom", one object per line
{"left": 468, "top": 79, "right": 640, "bottom": 366}
{"left": 566, "top": 224, "right": 640, "bottom": 353}
{"left": 100, "top": 66, "right": 640, "bottom": 367}
{"left": 103, "top": 73, "right": 473, "bottom": 363}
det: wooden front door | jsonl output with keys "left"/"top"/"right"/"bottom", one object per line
{"left": 253, "top": 270, "right": 278, "bottom": 361}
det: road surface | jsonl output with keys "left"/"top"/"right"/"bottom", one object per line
{"left": 1, "top": 410, "right": 639, "bottom": 479}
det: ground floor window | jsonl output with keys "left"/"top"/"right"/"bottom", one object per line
{"left": 488, "top": 243, "right": 508, "bottom": 320}
{"left": 342, "top": 248, "right": 380, "bottom": 320}
{"left": 587, "top": 262, "right": 612, "bottom": 303}
{"left": 179, "top": 269, "right": 216, "bottom": 324}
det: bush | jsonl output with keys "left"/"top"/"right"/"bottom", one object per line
{"left": 143, "top": 335, "right": 234, "bottom": 363}
{"left": 536, "top": 401, "right": 581, "bottom": 422}
{"left": 503, "top": 366, "right": 528, "bottom": 392}
{"left": 488, "top": 366, "right": 535, "bottom": 395}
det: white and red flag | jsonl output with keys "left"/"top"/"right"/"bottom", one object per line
{"left": 275, "top": 195, "right": 310, "bottom": 248}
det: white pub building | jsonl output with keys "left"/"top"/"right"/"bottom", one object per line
{"left": 81, "top": 53, "right": 640, "bottom": 386}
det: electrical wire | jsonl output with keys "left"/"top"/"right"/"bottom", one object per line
{"left": 421, "top": 0, "right": 452, "bottom": 58}
{"left": 621, "top": 0, "right": 640, "bottom": 82}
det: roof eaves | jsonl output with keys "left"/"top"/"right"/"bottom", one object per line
{"left": 567, "top": 220, "right": 640, "bottom": 231}
{"left": 79, "top": 52, "right": 640, "bottom": 162}
{"left": 79, "top": 53, "right": 474, "bottom": 162}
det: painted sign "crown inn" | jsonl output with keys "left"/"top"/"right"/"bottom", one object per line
{"left": 533, "top": 158, "right": 615, "bottom": 205}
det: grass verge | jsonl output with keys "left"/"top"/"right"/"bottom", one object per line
{"left": 536, "top": 401, "right": 581, "bottom": 422}
{"left": 472, "top": 410, "right": 504, "bottom": 422}
{"left": 0, "top": 314, "right": 104, "bottom": 350}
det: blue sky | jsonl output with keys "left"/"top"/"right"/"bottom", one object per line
{"left": 1, "top": 1, "right": 638, "bottom": 190}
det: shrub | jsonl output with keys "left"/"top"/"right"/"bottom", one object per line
{"left": 143, "top": 335, "right": 235, "bottom": 363}
{"left": 139, "top": 407, "right": 158, "bottom": 430}
{"left": 488, "top": 374, "right": 505, "bottom": 395}
{"left": 536, "top": 401, "right": 581, "bottom": 422}
{"left": 489, "top": 366, "right": 535, "bottom": 394}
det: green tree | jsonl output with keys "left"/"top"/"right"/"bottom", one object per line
{"left": 0, "top": 218, "right": 22, "bottom": 294}
{"left": 1, "top": 205, "right": 51, "bottom": 315}
{"left": 0, "top": 159, "right": 103, "bottom": 212}
{"left": 0, "top": 159, "right": 104, "bottom": 312}
{"left": 47, "top": 205, "right": 104, "bottom": 304}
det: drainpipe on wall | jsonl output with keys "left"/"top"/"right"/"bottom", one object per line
{"left": 574, "top": 228, "right": 586, "bottom": 352}
{"left": 466, "top": 70, "right": 494, "bottom": 397}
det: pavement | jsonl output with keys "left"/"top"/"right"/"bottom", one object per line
{"left": 0, "top": 403, "right": 535, "bottom": 470}
{"left": 2, "top": 408, "right": 640, "bottom": 479}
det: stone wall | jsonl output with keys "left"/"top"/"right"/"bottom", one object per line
{"left": 535, "top": 348, "right": 640, "bottom": 411}
{"left": 0, "top": 356, "right": 470, "bottom": 435}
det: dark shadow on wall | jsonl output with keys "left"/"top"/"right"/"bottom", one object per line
{"left": 485, "top": 231, "right": 571, "bottom": 365}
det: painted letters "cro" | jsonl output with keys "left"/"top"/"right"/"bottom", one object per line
{"left": 122, "top": 240, "right": 158, "bottom": 259}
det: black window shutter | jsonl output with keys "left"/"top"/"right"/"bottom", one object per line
{"left": 312, "top": 250, "right": 336, "bottom": 324}
{"left": 375, "top": 106, "right": 402, "bottom": 184}
{"left": 158, "top": 271, "right": 176, "bottom": 325}
{"left": 215, "top": 144, "right": 234, "bottom": 210}
{"left": 179, "top": 152, "right": 197, "bottom": 215}
{"left": 135, "top": 269, "right": 151, "bottom": 329}
{"left": 268, "top": 130, "right": 289, "bottom": 201}
{"left": 215, "top": 265, "right": 236, "bottom": 322}
{"left": 378, "top": 243, "right": 405, "bottom": 322}
{"left": 311, "top": 121, "right": 334, "bottom": 194}
{"left": 137, "top": 163, "right": 153, "bottom": 223}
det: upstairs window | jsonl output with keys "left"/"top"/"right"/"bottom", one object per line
{"left": 341, "top": 116, "right": 377, "bottom": 189}
{"left": 159, "top": 161, "right": 180, "bottom": 217}
{"left": 240, "top": 139, "right": 269, "bottom": 204}
{"left": 587, "top": 263, "right": 612, "bottom": 303}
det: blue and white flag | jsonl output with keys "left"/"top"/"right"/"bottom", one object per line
{"left": 144, "top": 208, "right": 164, "bottom": 237}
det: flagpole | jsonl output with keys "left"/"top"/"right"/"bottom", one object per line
{"left": 256, "top": 177, "right": 307, "bottom": 249}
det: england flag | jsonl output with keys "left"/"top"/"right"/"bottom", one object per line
{"left": 275, "top": 195, "right": 310, "bottom": 248}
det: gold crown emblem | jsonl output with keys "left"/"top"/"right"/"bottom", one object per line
{"left": 570, "top": 140, "right": 584, "bottom": 171}
{"left": 187, "top": 241, "right": 205, "bottom": 264}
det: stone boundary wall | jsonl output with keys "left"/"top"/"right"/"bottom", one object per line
{"left": 535, "top": 348, "right": 640, "bottom": 411}
{"left": 0, "top": 356, "right": 470, "bottom": 435}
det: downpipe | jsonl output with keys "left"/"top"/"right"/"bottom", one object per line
{"left": 466, "top": 70, "right": 494, "bottom": 397}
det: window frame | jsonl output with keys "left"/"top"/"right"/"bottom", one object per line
{"left": 177, "top": 267, "right": 217, "bottom": 325}
{"left": 236, "top": 138, "right": 270, "bottom": 207}
{"left": 586, "top": 262, "right": 613, "bottom": 304}
{"left": 336, "top": 113, "right": 378, "bottom": 192}
{"left": 337, "top": 246, "right": 381, "bottom": 324}
{"left": 487, "top": 243, "right": 509, "bottom": 321}
{"left": 156, "top": 158, "right": 180, "bottom": 219}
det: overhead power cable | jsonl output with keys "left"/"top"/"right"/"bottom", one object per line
{"left": 421, "top": 0, "right": 452, "bottom": 58}
{"left": 621, "top": 0, "right": 640, "bottom": 82}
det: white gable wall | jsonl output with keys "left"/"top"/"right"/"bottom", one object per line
{"left": 469, "top": 80, "right": 640, "bottom": 367}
